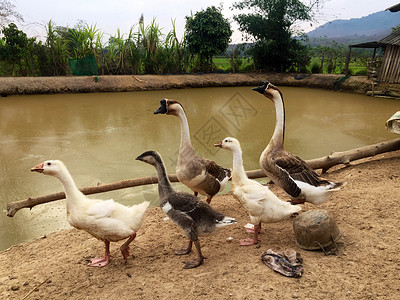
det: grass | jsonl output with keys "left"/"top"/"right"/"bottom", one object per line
{"left": 213, "top": 56, "right": 367, "bottom": 75}
{"left": 213, "top": 56, "right": 254, "bottom": 72}
{"left": 308, "top": 57, "right": 368, "bottom": 75}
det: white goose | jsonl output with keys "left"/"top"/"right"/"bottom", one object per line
{"left": 215, "top": 137, "right": 301, "bottom": 246}
{"left": 253, "top": 81, "right": 344, "bottom": 205}
{"left": 154, "top": 99, "right": 231, "bottom": 204}
{"left": 31, "top": 160, "right": 150, "bottom": 267}
{"left": 136, "top": 150, "right": 237, "bottom": 268}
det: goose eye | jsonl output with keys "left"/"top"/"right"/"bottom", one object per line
{"left": 47, "top": 162, "right": 51, "bottom": 166}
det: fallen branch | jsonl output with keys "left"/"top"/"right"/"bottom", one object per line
{"left": 6, "top": 138, "right": 400, "bottom": 217}
{"left": 306, "top": 138, "right": 400, "bottom": 173}
{"left": 366, "top": 90, "right": 400, "bottom": 98}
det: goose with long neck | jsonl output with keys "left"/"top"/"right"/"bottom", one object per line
{"left": 136, "top": 150, "right": 237, "bottom": 269}
{"left": 215, "top": 137, "right": 301, "bottom": 246}
{"left": 154, "top": 99, "right": 231, "bottom": 204}
{"left": 253, "top": 81, "right": 344, "bottom": 205}
{"left": 31, "top": 160, "right": 149, "bottom": 267}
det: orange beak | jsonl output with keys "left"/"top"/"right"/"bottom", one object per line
{"left": 214, "top": 141, "right": 223, "bottom": 148}
{"left": 31, "top": 162, "right": 44, "bottom": 173}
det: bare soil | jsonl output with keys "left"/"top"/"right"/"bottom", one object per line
{"left": 1, "top": 73, "right": 399, "bottom": 96}
{"left": 1, "top": 150, "right": 399, "bottom": 300}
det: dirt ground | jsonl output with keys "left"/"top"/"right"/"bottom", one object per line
{"left": 0, "top": 150, "right": 399, "bottom": 299}
{"left": 1, "top": 73, "right": 399, "bottom": 96}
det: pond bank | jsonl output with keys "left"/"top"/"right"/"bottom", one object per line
{"left": 1, "top": 73, "right": 398, "bottom": 96}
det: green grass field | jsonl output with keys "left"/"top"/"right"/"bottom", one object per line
{"left": 308, "top": 57, "right": 368, "bottom": 75}
{"left": 213, "top": 56, "right": 254, "bottom": 72}
{"left": 213, "top": 56, "right": 368, "bottom": 75}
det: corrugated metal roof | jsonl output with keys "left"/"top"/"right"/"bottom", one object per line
{"left": 379, "top": 28, "right": 400, "bottom": 46}
{"left": 386, "top": 3, "right": 400, "bottom": 12}
{"left": 349, "top": 41, "right": 386, "bottom": 48}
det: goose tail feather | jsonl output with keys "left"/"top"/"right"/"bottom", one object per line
{"left": 215, "top": 216, "right": 237, "bottom": 228}
{"left": 327, "top": 181, "right": 346, "bottom": 192}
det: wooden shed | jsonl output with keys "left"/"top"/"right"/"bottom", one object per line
{"left": 347, "top": 28, "right": 400, "bottom": 83}
{"left": 378, "top": 28, "right": 400, "bottom": 83}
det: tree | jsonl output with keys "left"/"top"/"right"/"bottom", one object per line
{"left": 0, "top": 23, "right": 29, "bottom": 74}
{"left": 185, "top": 6, "right": 232, "bottom": 72}
{"left": 232, "top": 0, "right": 321, "bottom": 71}
{"left": 0, "top": 0, "right": 23, "bottom": 27}
{"left": 45, "top": 21, "right": 69, "bottom": 75}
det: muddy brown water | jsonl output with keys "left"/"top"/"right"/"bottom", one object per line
{"left": 0, "top": 86, "right": 398, "bottom": 250}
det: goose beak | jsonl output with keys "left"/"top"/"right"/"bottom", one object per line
{"left": 214, "top": 141, "right": 223, "bottom": 148}
{"left": 154, "top": 99, "right": 168, "bottom": 114}
{"left": 135, "top": 152, "right": 147, "bottom": 162}
{"left": 31, "top": 162, "right": 44, "bottom": 173}
{"left": 252, "top": 81, "right": 270, "bottom": 94}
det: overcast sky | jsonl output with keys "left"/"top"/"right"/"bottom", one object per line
{"left": 11, "top": 0, "right": 399, "bottom": 43}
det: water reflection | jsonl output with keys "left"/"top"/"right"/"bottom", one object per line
{"left": 0, "top": 86, "right": 398, "bottom": 250}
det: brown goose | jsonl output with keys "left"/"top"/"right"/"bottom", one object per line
{"left": 154, "top": 99, "right": 231, "bottom": 204}
{"left": 136, "top": 150, "right": 237, "bottom": 269}
{"left": 253, "top": 81, "right": 344, "bottom": 205}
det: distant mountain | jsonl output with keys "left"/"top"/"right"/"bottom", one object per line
{"left": 306, "top": 10, "right": 400, "bottom": 44}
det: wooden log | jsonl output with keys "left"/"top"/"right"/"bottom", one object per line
{"left": 366, "top": 90, "right": 400, "bottom": 98}
{"left": 6, "top": 138, "right": 400, "bottom": 217}
{"left": 306, "top": 138, "right": 400, "bottom": 173}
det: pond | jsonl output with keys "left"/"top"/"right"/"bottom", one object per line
{"left": 0, "top": 86, "right": 398, "bottom": 251}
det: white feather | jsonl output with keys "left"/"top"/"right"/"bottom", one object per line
{"left": 294, "top": 180, "right": 333, "bottom": 205}
{"left": 86, "top": 199, "right": 116, "bottom": 219}
{"left": 218, "top": 175, "right": 230, "bottom": 192}
{"left": 161, "top": 202, "right": 172, "bottom": 214}
{"left": 215, "top": 216, "right": 237, "bottom": 229}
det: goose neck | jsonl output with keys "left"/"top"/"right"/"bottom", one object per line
{"left": 153, "top": 162, "right": 174, "bottom": 201}
{"left": 270, "top": 95, "right": 285, "bottom": 149}
{"left": 54, "top": 167, "right": 84, "bottom": 204}
{"left": 176, "top": 109, "right": 193, "bottom": 151}
{"left": 231, "top": 147, "right": 248, "bottom": 184}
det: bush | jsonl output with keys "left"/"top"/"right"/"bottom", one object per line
{"left": 354, "top": 69, "right": 368, "bottom": 76}
{"left": 240, "top": 63, "right": 255, "bottom": 73}
{"left": 311, "top": 63, "right": 320, "bottom": 73}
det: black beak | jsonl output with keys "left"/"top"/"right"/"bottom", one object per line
{"left": 136, "top": 150, "right": 153, "bottom": 161}
{"left": 252, "top": 81, "right": 270, "bottom": 94}
{"left": 135, "top": 154, "right": 144, "bottom": 161}
{"left": 154, "top": 99, "right": 168, "bottom": 114}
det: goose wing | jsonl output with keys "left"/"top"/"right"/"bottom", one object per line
{"left": 203, "top": 158, "right": 231, "bottom": 182}
{"left": 237, "top": 183, "right": 270, "bottom": 203}
{"left": 86, "top": 199, "right": 116, "bottom": 219}
{"left": 262, "top": 154, "right": 301, "bottom": 198}
{"left": 235, "top": 184, "right": 268, "bottom": 216}
{"left": 167, "top": 193, "right": 203, "bottom": 213}
{"left": 275, "top": 152, "right": 327, "bottom": 186}
{"left": 167, "top": 192, "right": 225, "bottom": 223}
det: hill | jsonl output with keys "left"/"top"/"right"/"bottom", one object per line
{"left": 307, "top": 10, "right": 400, "bottom": 44}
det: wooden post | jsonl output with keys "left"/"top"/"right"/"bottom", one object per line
{"left": 344, "top": 47, "right": 352, "bottom": 75}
